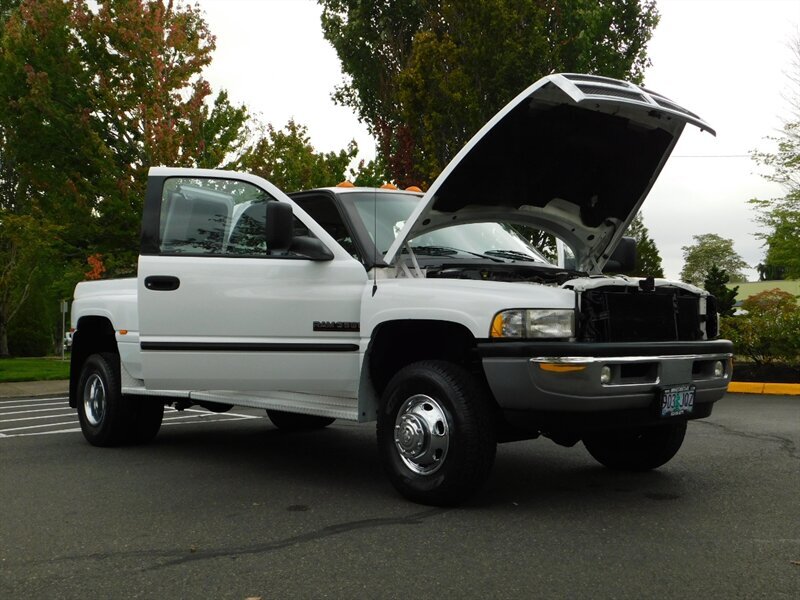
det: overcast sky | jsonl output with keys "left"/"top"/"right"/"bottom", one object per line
{"left": 196, "top": 0, "right": 799, "bottom": 280}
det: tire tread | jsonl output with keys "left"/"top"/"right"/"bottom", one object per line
{"left": 377, "top": 360, "right": 497, "bottom": 506}
{"left": 583, "top": 421, "right": 687, "bottom": 471}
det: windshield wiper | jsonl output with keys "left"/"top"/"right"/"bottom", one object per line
{"left": 484, "top": 249, "right": 539, "bottom": 262}
{"left": 407, "top": 245, "right": 504, "bottom": 262}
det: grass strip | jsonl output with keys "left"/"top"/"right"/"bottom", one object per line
{"left": 0, "top": 357, "right": 70, "bottom": 383}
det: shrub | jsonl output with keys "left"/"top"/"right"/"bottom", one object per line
{"left": 721, "top": 288, "right": 800, "bottom": 366}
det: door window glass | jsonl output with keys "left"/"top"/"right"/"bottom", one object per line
{"left": 160, "top": 178, "right": 273, "bottom": 255}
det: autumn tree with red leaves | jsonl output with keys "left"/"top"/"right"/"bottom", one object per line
{"left": 84, "top": 254, "right": 106, "bottom": 281}
{"left": 0, "top": 1, "right": 249, "bottom": 267}
{"left": 0, "top": 1, "right": 250, "bottom": 354}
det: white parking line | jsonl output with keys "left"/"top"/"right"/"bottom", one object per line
{"left": 0, "top": 403, "right": 263, "bottom": 439}
{"left": 0, "top": 420, "right": 79, "bottom": 433}
{"left": 0, "top": 412, "right": 76, "bottom": 424}
{"left": 0, "top": 396, "right": 69, "bottom": 404}
{"left": 0, "top": 401, "right": 68, "bottom": 410}
{"left": 0, "top": 427, "right": 82, "bottom": 439}
{"left": 162, "top": 414, "right": 217, "bottom": 422}
{"left": 0, "top": 407, "right": 74, "bottom": 417}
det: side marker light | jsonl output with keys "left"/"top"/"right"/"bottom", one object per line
{"left": 539, "top": 363, "right": 587, "bottom": 373}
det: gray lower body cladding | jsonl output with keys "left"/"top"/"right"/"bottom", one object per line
{"left": 479, "top": 340, "right": 732, "bottom": 425}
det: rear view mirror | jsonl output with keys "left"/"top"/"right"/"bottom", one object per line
{"left": 265, "top": 201, "right": 333, "bottom": 261}
{"left": 265, "top": 201, "right": 294, "bottom": 251}
{"left": 290, "top": 236, "right": 334, "bottom": 261}
{"left": 603, "top": 236, "right": 636, "bottom": 274}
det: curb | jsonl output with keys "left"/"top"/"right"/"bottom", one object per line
{"left": 727, "top": 381, "right": 800, "bottom": 396}
{"left": 0, "top": 380, "right": 69, "bottom": 399}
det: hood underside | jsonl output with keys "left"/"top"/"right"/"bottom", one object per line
{"left": 384, "top": 73, "right": 714, "bottom": 271}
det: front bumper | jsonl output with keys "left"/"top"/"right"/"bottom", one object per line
{"left": 479, "top": 340, "right": 733, "bottom": 415}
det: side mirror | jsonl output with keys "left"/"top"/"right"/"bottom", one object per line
{"left": 290, "top": 236, "right": 334, "bottom": 261}
{"left": 265, "top": 201, "right": 293, "bottom": 251}
{"left": 603, "top": 236, "right": 637, "bottom": 274}
{"left": 265, "top": 201, "right": 333, "bottom": 261}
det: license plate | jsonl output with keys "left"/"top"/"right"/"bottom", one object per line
{"left": 659, "top": 384, "right": 695, "bottom": 417}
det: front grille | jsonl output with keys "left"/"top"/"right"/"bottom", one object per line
{"left": 578, "top": 286, "right": 712, "bottom": 343}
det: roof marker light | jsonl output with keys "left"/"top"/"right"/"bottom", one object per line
{"left": 337, "top": 180, "right": 355, "bottom": 187}
{"left": 380, "top": 183, "right": 398, "bottom": 190}
{"left": 405, "top": 186, "right": 422, "bottom": 192}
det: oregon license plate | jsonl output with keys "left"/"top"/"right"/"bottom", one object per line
{"left": 659, "top": 384, "right": 695, "bottom": 417}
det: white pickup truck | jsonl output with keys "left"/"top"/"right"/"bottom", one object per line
{"left": 70, "top": 73, "right": 732, "bottom": 505}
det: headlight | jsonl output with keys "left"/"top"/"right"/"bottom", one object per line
{"left": 490, "top": 309, "right": 574, "bottom": 339}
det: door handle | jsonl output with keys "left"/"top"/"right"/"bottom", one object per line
{"left": 144, "top": 276, "right": 180, "bottom": 291}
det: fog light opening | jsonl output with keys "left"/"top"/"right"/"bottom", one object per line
{"left": 600, "top": 365, "right": 612, "bottom": 385}
{"left": 713, "top": 360, "right": 724, "bottom": 377}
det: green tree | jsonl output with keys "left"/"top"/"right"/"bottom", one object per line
{"left": 319, "top": 0, "right": 659, "bottom": 185}
{"left": 0, "top": 2, "right": 92, "bottom": 355}
{"left": 680, "top": 233, "right": 749, "bottom": 287}
{"left": 76, "top": 0, "right": 249, "bottom": 269}
{"left": 0, "top": 1, "right": 250, "bottom": 266}
{"left": 319, "top": 0, "right": 427, "bottom": 186}
{"left": 750, "top": 135, "right": 799, "bottom": 279}
{"left": 756, "top": 261, "right": 786, "bottom": 281}
{"left": 350, "top": 156, "right": 390, "bottom": 188}
{"left": 0, "top": 213, "right": 56, "bottom": 356}
{"left": 0, "top": 0, "right": 105, "bottom": 223}
{"left": 240, "top": 120, "right": 358, "bottom": 191}
{"left": 7, "top": 265, "right": 60, "bottom": 356}
{"left": 750, "top": 35, "right": 800, "bottom": 279}
{"left": 625, "top": 212, "right": 664, "bottom": 277}
{"left": 0, "top": 1, "right": 249, "bottom": 354}
{"left": 703, "top": 265, "right": 737, "bottom": 317}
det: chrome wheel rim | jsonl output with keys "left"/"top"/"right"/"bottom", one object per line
{"left": 393, "top": 394, "right": 450, "bottom": 475}
{"left": 83, "top": 373, "right": 106, "bottom": 427}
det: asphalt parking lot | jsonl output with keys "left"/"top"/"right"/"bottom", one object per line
{"left": 1, "top": 392, "right": 798, "bottom": 599}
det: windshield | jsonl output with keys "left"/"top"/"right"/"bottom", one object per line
{"left": 350, "top": 192, "right": 549, "bottom": 264}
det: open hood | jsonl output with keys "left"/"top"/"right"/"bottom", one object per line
{"left": 383, "top": 73, "right": 714, "bottom": 271}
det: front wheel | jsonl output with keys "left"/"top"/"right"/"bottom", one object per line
{"left": 582, "top": 421, "right": 687, "bottom": 471}
{"left": 377, "top": 361, "right": 497, "bottom": 506}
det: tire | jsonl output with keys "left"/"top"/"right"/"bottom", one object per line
{"left": 377, "top": 360, "right": 497, "bottom": 506}
{"left": 76, "top": 353, "right": 134, "bottom": 447}
{"left": 583, "top": 421, "right": 687, "bottom": 471}
{"left": 128, "top": 397, "right": 164, "bottom": 444}
{"left": 266, "top": 410, "right": 335, "bottom": 431}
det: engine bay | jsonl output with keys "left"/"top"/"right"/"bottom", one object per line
{"left": 424, "top": 263, "right": 581, "bottom": 286}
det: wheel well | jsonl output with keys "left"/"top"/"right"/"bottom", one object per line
{"left": 69, "top": 316, "right": 117, "bottom": 408}
{"left": 367, "top": 320, "right": 483, "bottom": 397}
